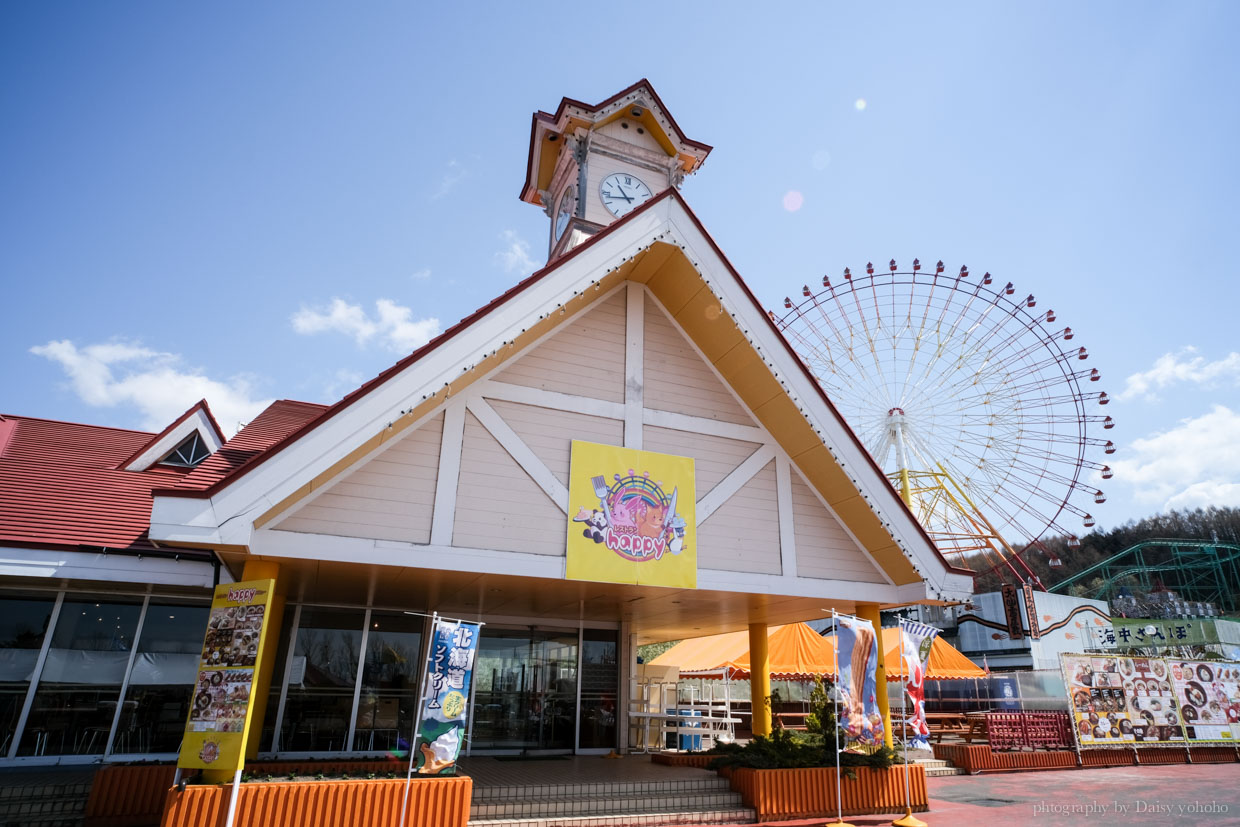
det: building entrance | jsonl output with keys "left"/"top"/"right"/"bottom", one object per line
{"left": 472, "top": 628, "right": 579, "bottom": 752}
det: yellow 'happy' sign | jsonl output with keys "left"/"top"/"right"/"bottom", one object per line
{"left": 566, "top": 441, "right": 696, "bottom": 588}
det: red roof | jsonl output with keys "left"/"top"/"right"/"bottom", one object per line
{"left": 161, "top": 400, "right": 327, "bottom": 493}
{"left": 0, "top": 400, "right": 324, "bottom": 553}
{"left": 0, "top": 415, "right": 190, "bottom": 552}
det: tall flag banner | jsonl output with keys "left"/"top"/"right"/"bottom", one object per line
{"left": 836, "top": 615, "right": 884, "bottom": 747}
{"left": 178, "top": 579, "right": 276, "bottom": 771}
{"left": 900, "top": 620, "right": 939, "bottom": 750}
{"left": 414, "top": 619, "right": 481, "bottom": 775}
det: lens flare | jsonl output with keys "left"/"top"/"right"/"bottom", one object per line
{"left": 782, "top": 190, "right": 804, "bottom": 212}
{"left": 854, "top": 98, "right": 867, "bottom": 111}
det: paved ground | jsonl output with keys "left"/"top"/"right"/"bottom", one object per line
{"left": 674, "top": 763, "right": 1240, "bottom": 826}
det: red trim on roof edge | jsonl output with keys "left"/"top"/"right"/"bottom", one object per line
{"left": 660, "top": 192, "right": 973, "bottom": 578}
{"left": 149, "top": 189, "right": 967, "bottom": 580}
{"left": 118, "top": 399, "right": 224, "bottom": 470}
{"left": 150, "top": 191, "right": 676, "bottom": 500}
{"left": 520, "top": 79, "right": 713, "bottom": 204}
{"left": 0, "top": 418, "right": 15, "bottom": 458}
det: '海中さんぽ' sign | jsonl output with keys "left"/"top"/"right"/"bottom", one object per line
{"left": 415, "top": 619, "right": 481, "bottom": 776}
{"left": 566, "top": 441, "right": 696, "bottom": 589}
{"left": 178, "top": 579, "right": 276, "bottom": 772}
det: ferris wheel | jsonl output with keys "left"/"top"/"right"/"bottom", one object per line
{"left": 775, "top": 259, "right": 1114, "bottom": 584}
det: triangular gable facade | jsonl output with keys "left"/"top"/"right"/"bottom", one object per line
{"left": 150, "top": 191, "right": 970, "bottom": 641}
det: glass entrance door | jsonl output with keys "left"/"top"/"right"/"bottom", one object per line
{"left": 471, "top": 628, "right": 578, "bottom": 752}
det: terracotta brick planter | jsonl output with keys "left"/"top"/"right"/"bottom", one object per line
{"left": 158, "top": 775, "right": 471, "bottom": 827}
{"left": 933, "top": 742, "right": 1240, "bottom": 774}
{"left": 85, "top": 760, "right": 417, "bottom": 827}
{"left": 727, "top": 765, "right": 926, "bottom": 821}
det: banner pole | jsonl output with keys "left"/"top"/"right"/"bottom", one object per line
{"left": 892, "top": 619, "right": 925, "bottom": 827}
{"left": 222, "top": 768, "right": 242, "bottom": 827}
{"left": 398, "top": 611, "right": 438, "bottom": 827}
{"left": 828, "top": 610, "right": 855, "bottom": 827}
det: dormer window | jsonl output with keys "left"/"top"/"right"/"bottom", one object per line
{"left": 160, "top": 432, "right": 211, "bottom": 467}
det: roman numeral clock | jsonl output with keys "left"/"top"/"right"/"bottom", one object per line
{"left": 519, "top": 80, "right": 712, "bottom": 263}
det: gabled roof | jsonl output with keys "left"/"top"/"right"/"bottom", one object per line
{"left": 149, "top": 188, "right": 972, "bottom": 600}
{"left": 119, "top": 398, "right": 225, "bottom": 471}
{"left": 0, "top": 414, "right": 192, "bottom": 552}
{"left": 157, "top": 400, "right": 327, "bottom": 494}
{"left": 520, "top": 79, "right": 712, "bottom": 206}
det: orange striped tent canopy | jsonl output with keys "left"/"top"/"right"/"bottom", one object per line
{"left": 649, "top": 622, "right": 985, "bottom": 682}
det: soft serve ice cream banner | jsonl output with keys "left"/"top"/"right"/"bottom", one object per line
{"left": 414, "top": 618, "right": 480, "bottom": 775}
{"left": 566, "top": 440, "right": 696, "bottom": 589}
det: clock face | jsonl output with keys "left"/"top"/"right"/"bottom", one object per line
{"left": 555, "top": 189, "right": 574, "bottom": 240}
{"left": 600, "top": 173, "right": 653, "bottom": 217}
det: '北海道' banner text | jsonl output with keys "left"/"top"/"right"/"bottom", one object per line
{"left": 566, "top": 441, "right": 696, "bottom": 588}
{"left": 415, "top": 619, "right": 481, "bottom": 775}
{"left": 178, "top": 579, "right": 276, "bottom": 771}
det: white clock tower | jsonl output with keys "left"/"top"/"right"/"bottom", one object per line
{"left": 520, "top": 80, "right": 712, "bottom": 263}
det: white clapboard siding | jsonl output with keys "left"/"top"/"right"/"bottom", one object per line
{"left": 494, "top": 290, "right": 626, "bottom": 402}
{"left": 791, "top": 473, "right": 880, "bottom": 581}
{"left": 276, "top": 413, "right": 443, "bottom": 543}
{"left": 486, "top": 398, "right": 623, "bottom": 485}
{"left": 696, "top": 460, "right": 782, "bottom": 573}
{"left": 643, "top": 294, "right": 752, "bottom": 424}
{"left": 642, "top": 425, "right": 762, "bottom": 499}
{"left": 596, "top": 119, "right": 665, "bottom": 153}
{"left": 453, "top": 411, "right": 567, "bottom": 556}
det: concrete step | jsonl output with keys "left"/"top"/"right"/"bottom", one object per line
{"left": 472, "top": 790, "right": 746, "bottom": 820}
{"left": 472, "top": 775, "right": 733, "bottom": 802}
{"left": 468, "top": 806, "right": 757, "bottom": 827}
{"left": 923, "top": 766, "right": 967, "bottom": 777}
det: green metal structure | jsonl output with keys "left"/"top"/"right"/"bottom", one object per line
{"left": 1047, "top": 539, "right": 1240, "bottom": 613}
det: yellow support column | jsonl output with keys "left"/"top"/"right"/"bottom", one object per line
{"left": 855, "top": 603, "right": 893, "bottom": 750}
{"left": 748, "top": 622, "right": 771, "bottom": 738}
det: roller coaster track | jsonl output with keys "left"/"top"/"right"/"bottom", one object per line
{"left": 1047, "top": 539, "right": 1240, "bottom": 613}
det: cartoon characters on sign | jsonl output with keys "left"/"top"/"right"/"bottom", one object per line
{"left": 571, "top": 470, "right": 688, "bottom": 562}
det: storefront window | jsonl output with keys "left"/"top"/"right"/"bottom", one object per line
{"left": 117, "top": 601, "right": 209, "bottom": 754}
{"left": 578, "top": 629, "right": 618, "bottom": 749}
{"left": 258, "top": 605, "right": 294, "bottom": 752}
{"left": 0, "top": 593, "right": 57, "bottom": 756}
{"left": 353, "top": 611, "right": 422, "bottom": 752}
{"left": 278, "top": 608, "right": 363, "bottom": 753}
{"left": 18, "top": 596, "right": 142, "bottom": 756}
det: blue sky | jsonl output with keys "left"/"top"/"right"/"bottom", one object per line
{"left": 2, "top": 2, "right": 1237, "bottom": 533}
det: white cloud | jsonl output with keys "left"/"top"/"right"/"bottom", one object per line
{"left": 496, "top": 230, "right": 537, "bottom": 276}
{"left": 1116, "top": 347, "right": 1240, "bottom": 402}
{"left": 323, "top": 368, "right": 366, "bottom": 402}
{"left": 291, "top": 298, "right": 440, "bottom": 353}
{"left": 432, "top": 160, "right": 466, "bottom": 200}
{"left": 30, "top": 339, "right": 272, "bottom": 434}
{"left": 1109, "top": 405, "right": 1240, "bottom": 510}
{"left": 411, "top": 268, "right": 431, "bottom": 281}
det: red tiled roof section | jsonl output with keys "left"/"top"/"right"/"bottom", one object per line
{"left": 0, "top": 415, "right": 190, "bottom": 551}
{"left": 161, "top": 400, "right": 328, "bottom": 492}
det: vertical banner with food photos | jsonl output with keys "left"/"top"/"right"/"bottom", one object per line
{"left": 1062, "top": 653, "right": 1135, "bottom": 746}
{"left": 414, "top": 619, "right": 480, "bottom": 776}
{"left": 178, "top": 579, "right": 275, "bottom": 771}
{"left": 1168, "top": 660, "right": 1240, "bottom": 743}
{"left": 836, "top": 615, "right": 884, "bottom": 747}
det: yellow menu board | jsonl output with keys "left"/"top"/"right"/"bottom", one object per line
{"left": 177, "top": 579, "right": 276, "bottom": 771}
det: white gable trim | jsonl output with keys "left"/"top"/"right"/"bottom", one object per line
{"left": 124, "top": 408, "right": 224, "bottom": 472}
{"left": 149, "top": 196, "right": 969, "bottom": 600}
